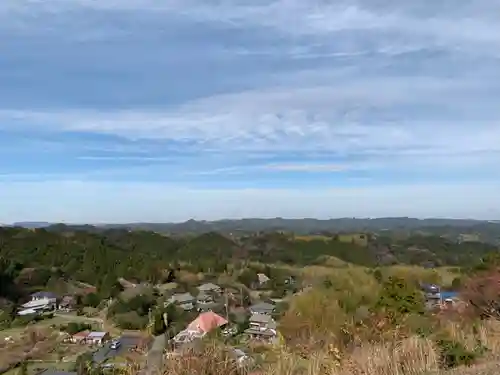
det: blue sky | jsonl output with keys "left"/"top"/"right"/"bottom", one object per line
{"left": 1, "top": 0, "right": 500, "bottom": 223}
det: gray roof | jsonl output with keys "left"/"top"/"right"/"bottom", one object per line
{"left": 250, "top": 302, "right": 275, "bottom": 312}
{"left": 169, "top": 292, "right": 195, "bottom": 303}
{"left": 31, "top": 291, "right": 57, "bottom": 299}
{"left": 244, "top": 328, "right": 276, "bottom": 337}
{"left": 250, "top": 313, "right": 274, "bottom": 324}
{"left": 196, "top": 291, "right": 213, "bottom": 301}
{"left": 198, "top": 283, "right": 221, "bottom": 291}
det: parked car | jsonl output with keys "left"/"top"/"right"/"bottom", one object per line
{"left": 110, "top": 340, "right": 121, "bottom": 350}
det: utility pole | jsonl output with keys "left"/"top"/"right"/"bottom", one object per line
{"left": 225, "top": 289, "right": 229, "bottom": 321}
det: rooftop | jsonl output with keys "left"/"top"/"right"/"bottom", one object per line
{"left": 31, "top": 291, "right": 57, "bottom": 299}
{"left": 198, "top": 283, "right": 221, "bottom": 291}
{"left": 87, "top": 331, "right": 108, "bottom": 338}
{"left": 250, "top": 313, "right": 274, "bottom": 324}
{"left": 170, "top": 292, "right": 195, "bottom": 303}
{"left": 73, "top": 331, "right": 90, "bottom": 337}
{"left": 250, "top": 302, "right": 275, "bottom": 311}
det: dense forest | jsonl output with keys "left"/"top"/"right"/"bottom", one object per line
{"left": 0, "top": 225, "right": 498, "bottom": 304}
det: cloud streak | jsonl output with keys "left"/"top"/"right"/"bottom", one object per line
{"left": 0, "top": 0, "right": 499, "bottom": 220}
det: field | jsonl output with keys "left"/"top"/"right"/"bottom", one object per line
{"left": 337, "top": 233, "right": 369, "bottom": 246}
{"left": 294, "top": 234, "right": 331, "bottom": 241}
{"left": 0, "top": 325, "right": 89, "bottom": 374}
{"left": 0, "top": 312, "right": 111, "bottom": 374}
{"left": 3, "top": 361, "right": 75, "bottom": 375}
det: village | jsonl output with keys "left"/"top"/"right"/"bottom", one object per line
{"left": 0, "top": 267, "right": 462, "bottom": 375}
{"left": 0, "top": 270, "right": 300, "bottom": 375}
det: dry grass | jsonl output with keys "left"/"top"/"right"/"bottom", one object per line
{"left": 156, "top": 317, "right": 500, "bottom": 375}
{"left": 163, "top": 344, "right": 241, "bottom": 375}
{"left": 345, "top": 336, "right": 439, "bottom": 375}
{"left": 0, "top": 327, "right": 60, "bottom": 373}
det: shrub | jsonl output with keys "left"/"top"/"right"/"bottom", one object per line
{"left": 114, "top": 311, "right": 148, "bottom": 330}
{"left": 461, "top": 269, "right": 500, "bottom": 319}
{"left": 375, "top": 276, "right": 425, "bottom": 321}
{"left": 435, "top": 338, "right": 477, "bottom": 369}
{"left": 61, "top": 322, "right": 92, "bottom": 335}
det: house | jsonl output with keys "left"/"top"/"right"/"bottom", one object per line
{"left": 421, "top": 284, "right": 442, "bottom": 310}
{"left": 70, "top": 331, "right": 90, "bottom": 344}
{"left": 186, "top": 311, "right": 228, "bottom": 335}
{"left": 171, "top": 312, "right": 227, "bottom": 349}
{"left": 19, "top": 292, "right": 57, "bottom": 314}
{"left": 171, "top": 329, "right": 204, "bottom": 347}
{"left": 197, "top": 283, "right": 222, "bottom": 294}
{"left": 167, "top": 292, "right": 196, "bottom": 311}
{"left": 196, "top": 291, "right": 214, "bottom": 305}
{"left": 249, "top": 302, "right": 275, "bottom": 315}
{"left": 244, "top": 313, "right": 277, "bottom": 340}
{"left": 257, "top": 273, "right": 270, "bottom": 286}
{"left": 86, "top": 331, "right": 110, "bottom": 345}
{"left": 59, "top": 295, "right": 76, "bottom": 311}
{"left": 248, "top": 313, "right": 277, "bottom": 331}
{"left": 197, "top": 301, "right": 223, "bottom": 313}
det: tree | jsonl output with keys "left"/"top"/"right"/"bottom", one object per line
{"left": 82, "top": 292, "right": 101, "bottom": 308}
{"left": 237, "top": 269, "right": 258, "bottom": 288}
{"left": 461, "top": 269, "right": 500, "bottom": 319}
{"left": 375, "top": 276, "right": 425, "bottom": 321}
{"left": 17, "top": 361, "right": 28, "bottom": 375}
{"left": 75, "top": 352, "right": 94, "bottom": 375}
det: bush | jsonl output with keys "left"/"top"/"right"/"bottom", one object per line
{"left": 461, "top": 269, "right": 500, "bottom": 319}
{"left": 375, "top": 276, "right": 425, "bottom": 321}
{"left": 81, "top": 292, "right": 100, "bottom": 308}
{"left": 435, "top": 338, "right": 478, "bottom": 369}
{"left": 0, "top": 308, "right": 13, "bottom": 329}
{"left": 62, "top": 322, "right": 92, "bottom": 335}
{"left": 114, "top": 311, "right": 148, "bottom": 330}
{"left": 11, "top": 314, "right": 38, "bottom": 327}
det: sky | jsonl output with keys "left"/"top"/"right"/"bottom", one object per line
{"left": 1, "top": 0, "right": 500, "bottom": 223}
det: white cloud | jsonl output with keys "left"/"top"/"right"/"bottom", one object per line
{"left": 1, "top": 70, "right": 499, "bottom": 170}
{"left": 1, "top": 180, "right": 499, "bottom": 223}
{"left": 2, "top": 0, "right": 499, "bottom": 55}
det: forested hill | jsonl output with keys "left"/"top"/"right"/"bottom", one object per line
{"left": 0, "top": 226, "right": 498, "bottom": 286}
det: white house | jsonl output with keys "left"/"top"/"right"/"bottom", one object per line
{"left": 18, "top": 292, "right": 57, "bottom": 315}
{"left": 86, "top": 332, "right": 110, "bottom": 345}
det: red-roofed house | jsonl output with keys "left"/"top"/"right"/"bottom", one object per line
{"left": 187, "top": 311, "right": 228, "bottom": 335}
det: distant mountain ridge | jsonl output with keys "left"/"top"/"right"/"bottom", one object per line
{"left": 7, "top": 217, "right": 499, "bottom": 232}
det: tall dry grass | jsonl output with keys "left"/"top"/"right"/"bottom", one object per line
{"left": 157, "top": 319, "right": 500, "bottom": 375}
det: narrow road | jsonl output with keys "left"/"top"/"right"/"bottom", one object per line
{"left": 142, "top": 335, "right": 166, "bottom": 375}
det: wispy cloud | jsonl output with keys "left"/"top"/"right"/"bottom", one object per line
{"left": 1, "top": 0, "right": 499, "bottom": 220}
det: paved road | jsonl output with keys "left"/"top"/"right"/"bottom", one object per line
{"left": 93, "top": 335, "right": 142, "bottom": 363}
{"left": 142, "top": 335, "right": 166, "bottom": 375}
